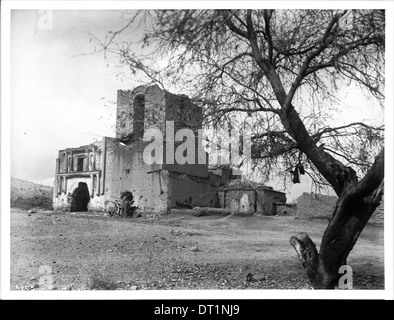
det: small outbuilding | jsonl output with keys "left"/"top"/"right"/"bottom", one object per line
{"left": 218, "top": 180, "right": 286, "bottom": 216}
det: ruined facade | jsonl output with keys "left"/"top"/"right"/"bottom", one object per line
{"left": 53, "top": 85, "right": 218, "bottom": 214}
{"left": 53, "top": 84, "right": 290, "bottom": 216}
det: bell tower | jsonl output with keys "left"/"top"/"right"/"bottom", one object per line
{"left": 115, "top": 85, "right": 202, "bottom": 144}
{"left": 116, "top": 86, "right": 148, "bottom": 140}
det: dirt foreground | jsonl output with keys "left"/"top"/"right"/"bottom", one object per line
{"left": 10, "top": 208, "right": 384, "bottom": 291}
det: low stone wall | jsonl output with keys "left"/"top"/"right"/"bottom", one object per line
{"left": 296, "top": 193, "right": 336, "bottom": 220}
{"left": 369, "top": 197, "right": 384, "bottom": 224}
{"left": 256, "top": 188, "right": 287, "bottom": 216}
{"left": 276, "top": 203, "right": 297, "bottom": 216}
{"left": 296, "top": 192, "right": 384, "bottom": 224}
{"left": 169, "top": 207, "right": 231, "bottom": 217}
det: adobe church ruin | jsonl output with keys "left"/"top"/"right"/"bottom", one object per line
{"left": 53, "top": 84, "right": 286, "bottom": 215}
{"left": 53, "top": 85, "right": 218, "bottom": 214}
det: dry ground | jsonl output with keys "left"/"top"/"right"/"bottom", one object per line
{"left": 10, "top": 208, "right": 384, "bottom": 291}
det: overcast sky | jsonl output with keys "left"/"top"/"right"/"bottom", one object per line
{"left": 11, "top": 10, "right": 140, "bottom": 186}
{"left": 9, "top": 9, "right": 385, "bottom": 201}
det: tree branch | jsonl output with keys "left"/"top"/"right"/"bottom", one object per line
{"left": 282, "top": 13, "right": 343, "bottom": 112}
{"left": 344, "top": 148, "right": 384, "bottom": 201}
{"left": 222, "top": 10, "right": 249, "bottom": 39}
{"left": 263, "top": 10, "right": 274, "bottom": 64}
{"left": 312, "top": 122, "right": 384, "bottom": 141}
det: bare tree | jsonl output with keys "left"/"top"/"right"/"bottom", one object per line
{"left": 93, "top": 9, "right": 385, "bottom": 289}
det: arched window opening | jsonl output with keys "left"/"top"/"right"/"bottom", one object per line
{"left": 133, "top": 94, "right": 145, "bottom": 138}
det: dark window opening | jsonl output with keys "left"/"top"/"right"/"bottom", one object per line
{"left": 121, "top": 113, "right": 126, "bottom": 128}
{"left": 77, "top": 158, "right": 84, "bottom": 171}
{"left": 133, "top": 94, "right": 145, "bottom": 138}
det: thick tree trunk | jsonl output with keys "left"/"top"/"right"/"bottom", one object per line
{"left": 290, "top": 150, "right": 384, "bottom": 289}
{"left": 245, "top": 25, "right": 385, "bottom": 288}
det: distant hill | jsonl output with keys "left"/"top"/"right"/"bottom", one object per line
{"left": 10, "top": 177, "right": 53, "bottom": 210}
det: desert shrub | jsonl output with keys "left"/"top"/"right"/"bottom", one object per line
{"left": 86, "top": 271, "right": 117, "bottom": 290}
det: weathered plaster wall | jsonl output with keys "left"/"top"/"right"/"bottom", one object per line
{"left": 164, "top": 161, "right": 208, "bottom": 178}
{"left": 145, "top": 85, "right": 166, "bottom": 132}
{"left": 162, "top": 89, "right": 205, "bottom": 176}
{"left": 255, "top": 188, "right": 287, "bottom": 216}
{"left": 105, "top": 139, "right": 168, "bottom": 214}
{"left": 116, "top": 89, "right": 133, "bottom": 139}
{"left": 164, "top": 91, "right": 202, "bottom": 132}
{"left": 224, "top": 190, "right": 256, "bottom": 215}
{"left": 160, "top": 89, "right": 214, "bottom": 210}
{"left": 116, "top": 85, "right": 166, "bottom": 140}
{"left": 167, "top": 172, "right": 218, "bottom": 209}
{"left": 219, "top": 184, "right": 286, "bottom": 216}
{"left": 104, "top": 138, "right": 134, "bottom": 197}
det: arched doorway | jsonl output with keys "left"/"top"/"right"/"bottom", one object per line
{"left": 70, "top": 182, "right": 90, "bottom": 212}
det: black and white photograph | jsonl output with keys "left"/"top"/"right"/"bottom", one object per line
{"left": 1, "top": 0, "right": 393, "bottom": 301}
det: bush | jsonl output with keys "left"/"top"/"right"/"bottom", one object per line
{"left": 86, "top": 271, "right": 117, "bottom": 290}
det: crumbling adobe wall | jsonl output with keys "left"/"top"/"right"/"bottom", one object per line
{"left": 116, "top": 85, "right": 166, "bottom": 140}
{"left": 224, "top": 190, "right": 256, "bottom": 215}
{"left": 295, "top": 193, "right": 336, "bottom": 220}
{"left": 369, "top": 196, "right": 384, "bottom": 224}
{"left": 276, "top": 203, "right": 297, "bottom": 216}
{"left": 167, "top": 171, "right": 218, "bottom": 209}
{"left": 208, "top": 165, "right": 233, "bottom": 188}
{"left": 296, "top": 192, "right": 384, "bottom": 224}
{"left": 256, "top": 188, "right": 287, "bottom": 216}
{"left": 219, "top": 182, "right": 286, "bottom": 216}
{"left": 145, "top": 85, "right": 166, "bottom": 132}
{"left": 165, "top": 161, "right": 208, "bottom": 178}
{"left": 116, "top": 89, "right": 134, "bottom": 139}
{"left": 105, "top": 139, "right": 168, "bottom": 214}
{"left": 164, "top": 91, "right": 202, "bottom": 132}
{"left": 162, "top": 89, "right": 207, "bottom": 178}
